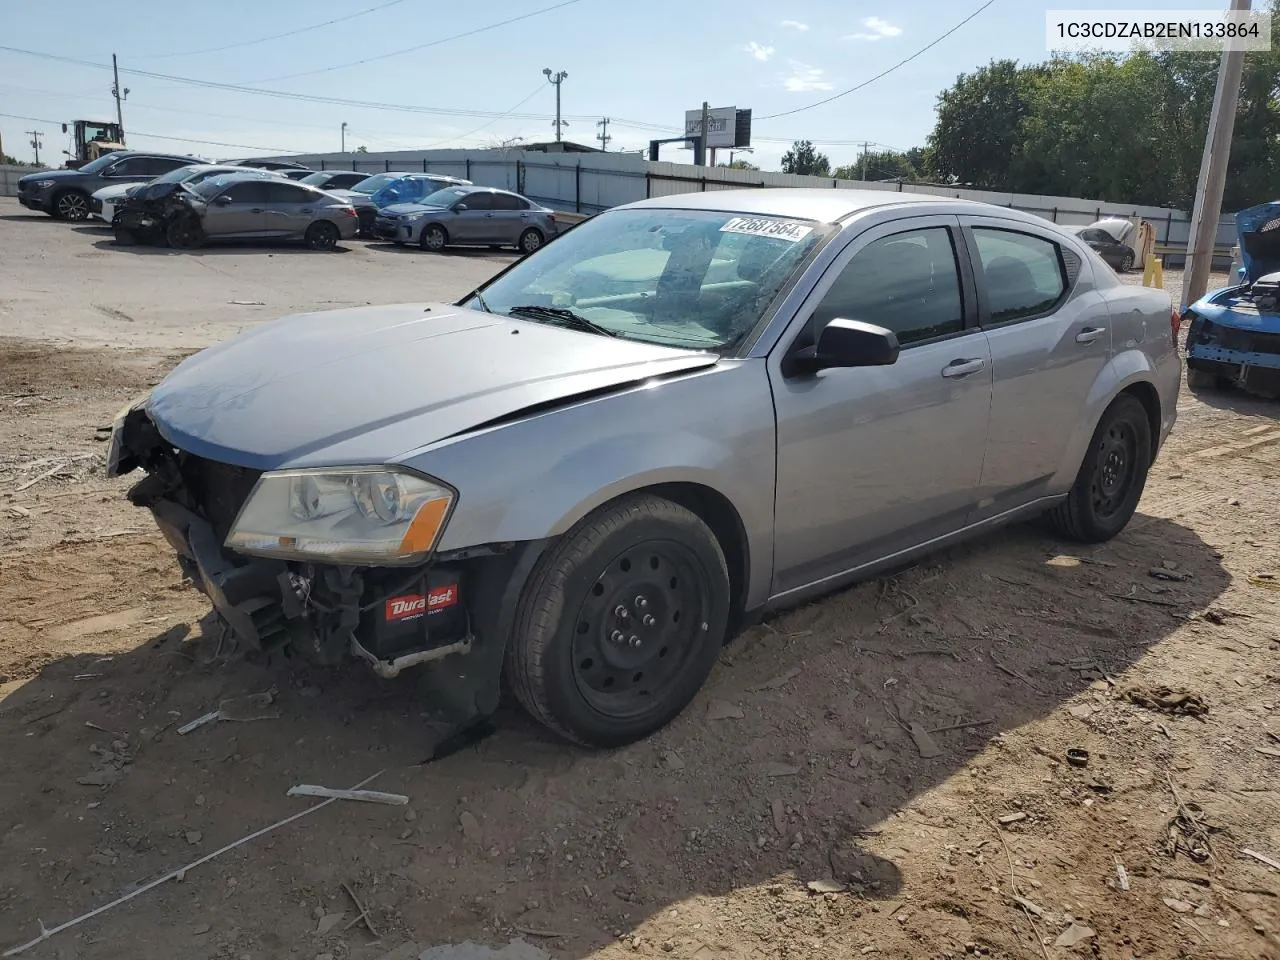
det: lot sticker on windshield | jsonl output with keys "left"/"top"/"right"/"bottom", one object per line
{"left": 719, "top": 216, "right": 813, "bottom": 242}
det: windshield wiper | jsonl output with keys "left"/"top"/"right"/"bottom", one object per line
{"left": 469, "top": 290, "right": 492, "bottom": 313}
{"left": 506, "top": 304, "right": 619, "bottom": 338}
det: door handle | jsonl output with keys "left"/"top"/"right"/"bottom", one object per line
{"left": 941, "top": 358, "right": 986, "bottom": 378}
{"left": 250, "top": 207, "right": 264, "bottom": 213}
{"left": 300, "top": 208, "right": 313, "bottom": 214}
{"left": 1075, "top": 326, "right": 1106, "bottom": 344}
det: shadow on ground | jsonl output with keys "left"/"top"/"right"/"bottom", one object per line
{"left": 89, "top": 238, "right": 353, "bottom": 257}
{"left": 0, "top": 514, "right": 1231, "bottom": 958}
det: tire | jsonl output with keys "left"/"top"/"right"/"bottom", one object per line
{"left": 304, "top": 220, "right": 340, "bottom": 251}
{"left": 1186, "top": 366, "right": 1221, "bottom": 391}
{"left": 1047, "top": 394, "right": 1152, "bottom": 543}
{"left": 419, "top": 224, "right": 448, "bottom": 252}
{"left": 1119, "top": 250, "right": 1135, "bottom": 272}
{"left": 112, "top": 225, "right": 137, "bottom": 246}
{"left": 506, "top": 493, "right": 731, "bottom": 747}
{"left": 518, "top": 228, "right": 545, "bottom": 255}
{"left": 165, "top": 215, "right": 205, "bottom": 250}
{"left": 54, "top": 191, "right": 90, "bottom": 222}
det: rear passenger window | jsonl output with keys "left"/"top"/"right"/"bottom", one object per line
{"left": 812, "top": 227, "right": 965, "bottom": 346}
{"left": 971, "top": 228, "right": 1066, "bottom": 325}
{"left": 491, "top": 193, "right": 526, "bottom": 211}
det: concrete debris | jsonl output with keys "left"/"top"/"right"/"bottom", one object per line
{"left": 997, "top": 812, "right": 1027, "bottom": 825}
{"left": 315, "top": 913, "right": 345, "bottom": 936}
{"left": 661, "top": 751, "right": 686, "bottom": 772}
{"left": 706, "top": 699, "right": 745, "bottom": 721}
{"left": 1163, "top": 897, "right": 1195, "bottom": 913}
{"left": 806, "top": 879, "right": 847, "bottom": 894}
{"left": 1054, "top": 924, "right": 1096, "bottom": 948}
{"left": 909, "top": 723, "right": 942, "bottom": 759}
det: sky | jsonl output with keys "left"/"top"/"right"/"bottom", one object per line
{"left": 0, "top": 0, "right": 1232, "bottom": 172}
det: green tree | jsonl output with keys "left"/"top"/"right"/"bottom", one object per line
{"left": 355, "top": 145, "right": 369, "bottom": 153}
{"left": 926, "top": 59, "right": 1039, "bottom": 187}
{"left": 834, "top": 149, "right": 919, "bottom": 182}
{"left": 780, "top": 140, "right": 830, "bottom": 176}
{"left": 721, "top": 158, "right": 759, "bottom": 170}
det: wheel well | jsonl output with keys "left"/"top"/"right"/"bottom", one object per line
{"left": 1118, "top": 381, "right": 1161, "bottom": 461}
{"left": 643, "top": 482, "right": 750, "bottom": 638}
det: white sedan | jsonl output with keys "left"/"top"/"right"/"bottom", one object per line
{"left": 90, "top": 163, "right": 284, "bottom": 223}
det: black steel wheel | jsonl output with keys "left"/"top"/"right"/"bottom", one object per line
{"left": 507, "top": 493, "right": 730, "bottom": 747}
{"left": 1119, "top": 250, "right": 1135, "bottom": 272}
{"left": 305, "top": 220, "right": 340, "bottom": 251}
{"left": 165, "top": 215, "right": 205, "bottom": 250}
{"left": 1047, "top": 394, "right": 1152, "bottom": 543}
{"left": 420, "top": 224, "right": 448, "bottom": 252}
{"left": 518, "top": 228, "right": 544, "bottom": 255}
{"left": 54, "top": 191, "right": 89, "bottom": 222}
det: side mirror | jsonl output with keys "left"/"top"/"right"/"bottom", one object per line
{"left": 214, "top": 195, "right": 234, "bottom": 206}
{"left": 451, "top": 202, "right": 469, "bottom": 212}
{"left": 785, "top": 318, "right": 900, "bottom": 376}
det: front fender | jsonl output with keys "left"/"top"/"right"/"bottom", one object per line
{"left": 403, "top": 361, "right": 778, "bottom": 608}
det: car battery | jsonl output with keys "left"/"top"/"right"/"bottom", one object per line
{"left": 367, "top": 567, "right": 466, "bottom": 658}
{"left": 1251, "top": 271, "right": 1280, "bottom": 312}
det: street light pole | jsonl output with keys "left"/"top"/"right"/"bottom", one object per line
{"left": 341, "top": 122, "right": 348, "bottom": 153}
{"left": 111, "top": 53, "right": 129, "bottom": 145}
{"left": 543, "top": 68, "right": 568, "bottom": 142}
{"left": 1182, "top": 0, "right": 1252, "bottom": 310}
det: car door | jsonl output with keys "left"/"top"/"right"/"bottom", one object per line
{"left": 204, "top": 180, "right": 271, "bottom": 237}
{"left": 263, "top": 181, "right": 317, "bottom": 237}
{"left": 449, "top": 191, "right": 494, "bottom": 243}
{"left": 768, "top": 216, "right": 993, "bottom": 595}
{"left": 959, "top": 216, "right": 1110, "bottom": 519}
{"left": 489, "top": 192, "right": 530, "bottom": 244}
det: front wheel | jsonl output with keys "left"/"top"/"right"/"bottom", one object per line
{"left": 54, "top": 191, "right": 89, "bottom": 222}
{"left": 304, "top": 220, "right": 340, "bottom": 251}
{"left": 1119, "top": 250, "right": 1135, "bottom": 272}
{"left": 518, "top": 228, "right": 544, "bottom": 255}
{"left": 506, "top": 493, "right": 731, "bottom": 747}
{"left": 165, "top": 215, "right": 205, "bottom": 250}
{"left": 420, "top": 224, "right": 448, "bottom": 252}
{"left": 1047, "top": 394, "right": 1152, "bottom": 543}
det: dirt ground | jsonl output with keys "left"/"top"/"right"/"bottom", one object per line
{"left": 1, "top": 196, "right": 1277, "bottom": 960}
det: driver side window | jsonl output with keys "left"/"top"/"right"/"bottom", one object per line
{"left": 812, "top": 227, "right": 965, "bottom": 347}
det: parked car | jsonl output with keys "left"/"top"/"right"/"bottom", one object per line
{"left": 91, "top": 164, "right": 284, "bottom": 224}
{"left": 1072, "top": 218, "right": 1137, "bottom": 272}
{"left": 280, "top": 169, "right": 317, "bottom": 181}
{"left": 107, "top": 188, "right": 1179, "bottom": 748}
{"left": 374, "top": 185, "right": 558, "bottom": 254}
{"left": 298, "top": 170, "right": 368, "bottom": 192}
{"left": 1183, "top": 200, "right": 1280, "bottom": 398}
{"left": 112, "top": 172, "right": 358, "bottom": 251}
{"left": 329, "top": 172, "right": 472, "bottom": 236}
{"left": 16, "top": 151, "right": 203, "bottom": 221}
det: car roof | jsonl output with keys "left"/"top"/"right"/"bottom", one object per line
{"left": 617, "top": 187, "right": 992, "bottom": 223}
{"left": 110, "top": 150, "right": 205, "bottom": 163}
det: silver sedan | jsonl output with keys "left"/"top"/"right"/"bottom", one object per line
{"left": 109, "top": 188, "right": 1179, "bottom": 748}
{"left": 373, "top": 185, "right": 559, "bottom": 254}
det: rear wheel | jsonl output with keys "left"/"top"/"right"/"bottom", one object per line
{"left": 518, "top": 228, "right": 544, "bottom": 255}
{"left": 1119, "top": 250, "right": 1135, "bottom": 272}
{"left": 420, "top": 224, "right": 448, "bottom": 252}
{"left": 54, "top": 191, "right": 89, "bottom": 222}
{"left": 304, "top": 220, "right": 340, "bottom": 251}
{"left": 506, "top": 493, "right": 731, "bottom": 747}
{"left": 1047, "top": 394, "right": 1152, "bottom": 543}
{"left": 165, "top": 214, "right": 205, "bottom": 250}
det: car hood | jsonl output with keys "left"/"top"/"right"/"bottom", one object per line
{"left": 145, "top": 303, "right": 718, "bottom": 470}
{"left": 92, "top": 183, "right": 136, "bottom": 201}
{"left": 381, "top": 201, "right": 447, "bottom": 216}
{"left": 1234, "top": 201, "right": 1280, "bottom": 282}
{"left": 19, "top": 169, "right": 82, "bottom": 185}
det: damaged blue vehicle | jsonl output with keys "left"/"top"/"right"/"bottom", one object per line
{"left": 1183, "top": 201, "right": 1280, "bottom": 398}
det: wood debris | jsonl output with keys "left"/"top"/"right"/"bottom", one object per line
{"left": 287, "top": 785, "right": 408, "bottom": 806}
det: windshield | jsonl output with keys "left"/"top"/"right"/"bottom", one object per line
{"left": 467, "top": 208, "right": 828, "bottom": 350}
{"left": 77, "top": 152, "right": 124, "bottom": 175}
{"left": 349, "top": 173, "right": 400, "bottom": 194}
{"left": 299, "top": 172, "right": 333, "bottom": 185}
{"left": 153, "top": 164, "right": 205, "bottom": 184}
{"left": 190, "top": 176, "right": 244, "bottom": 199}
{"left": 421, "top": 186, "right": 469, "bottom": 207}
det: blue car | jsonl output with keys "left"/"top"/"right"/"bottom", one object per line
{"left": 328, "top": 172, "right": 471, "bottom": 237}
{"left": 1183, "top": 201, "right": 1280, "bottom": 398}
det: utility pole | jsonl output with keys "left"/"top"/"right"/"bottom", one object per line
{"left": 27, "top": 130, "right": 43, "bottom": 165}
{"left": 543, "top": 68, "right": 568, "bottom": 142}
{"left": 858, "top": 141, "right": 870, "bottom": 181}
{"left": 1182, "top": 0, "right": 1252, "bottom": 310}
{"left": 596, "top": 117, "right": 611, "bottom": 151}
{"left": 111, "top": 54, "right": 128, "bottom": 145}
{"left": 341, "top": 122, "right": 348, "bottom": 153}
{"left": 697, "top": 100, "right": 710, "bottom": 167}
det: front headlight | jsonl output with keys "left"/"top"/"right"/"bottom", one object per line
{"left": 403, "top": 211, "right": 427, "bottom": 222}
{"left": 34, "top": 179, "right": 56, "bottom": 190}
{"left": 105, "top": 392, "right": 152, "bottom": 477}
{"left": 225, "top": 466, "right": 455, "bottom": 566}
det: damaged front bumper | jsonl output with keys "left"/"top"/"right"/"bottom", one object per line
{"left": 1185, "top": 309, "right": 1280, "bottom": 397}
{"left": 112, "top": 406, "right": 546, "bottom": 731}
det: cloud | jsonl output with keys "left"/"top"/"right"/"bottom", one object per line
{"left": 780, "top": 19, "right": 809, "bottom": 31}
{"left": 781, "top": 61, "right": 833, "bottom": 93}
{"left": 744, "top": 41, "right": 776, "bottom": 61}
{"left": 844, "top": 16, "right": 903, "bottom": 41}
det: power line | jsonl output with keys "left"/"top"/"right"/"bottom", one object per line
{"left": 0, "top": 112, "right": 291, "bottom": 153}
{"left": 757, "top": 0, "right": 997, "bottom": 120}
{"left": 245, "top": 0, "right": 590, "bottom": 83}
{"left": 127, "top": 0, "right": 408, "bottom": 59}
{"left": 415, "top": 85, "right": 548, "bottom": 150}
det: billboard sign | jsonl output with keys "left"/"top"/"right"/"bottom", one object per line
{"left": 684, "top": 107, "right": 739, "bottom": 148}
